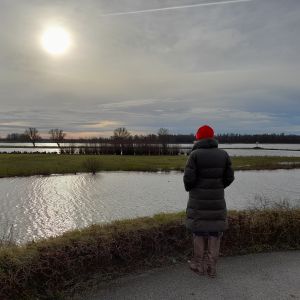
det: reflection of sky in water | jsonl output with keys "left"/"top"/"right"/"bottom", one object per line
{"left": 225, "top": 149, "right": 300, "bottom": 157}
{"left": 0, "top": 170, "right": 299, "bottom": 244}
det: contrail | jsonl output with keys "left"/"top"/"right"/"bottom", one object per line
{"left": 101, "top": 0, "right": 254, "bottom": 17}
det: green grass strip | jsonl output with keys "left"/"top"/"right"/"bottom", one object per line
{"left": 0, "top": 154, "right": 299, "bottom": 177}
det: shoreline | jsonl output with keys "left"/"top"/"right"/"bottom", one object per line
{"left": 0, "top": 166, "right": 300, "bottom": 180}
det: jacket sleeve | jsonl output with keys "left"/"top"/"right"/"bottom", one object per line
{"left": 223, "top": 153, "right": 234, "bottom": 188}
{"left": 183, "top": 151, "right": 197, "bottom": 192}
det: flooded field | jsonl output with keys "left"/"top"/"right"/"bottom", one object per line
{"left": 0, "top": 169, "right": 299, "bottom": 244}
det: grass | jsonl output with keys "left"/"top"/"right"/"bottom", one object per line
{"left": 232, "top": 156, "right": 300, "bottom": 170}
{"left": 0, "top": 154, "right": 299, "bottom": 177}
{"left": 0, "top": 207, "right": 300, "bottom": 299}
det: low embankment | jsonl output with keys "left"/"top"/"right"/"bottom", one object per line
{"left": 0, "top": 209, "right": 299, "bottom": 299}
{"left": 0, "top": 154, "right": 300, "bottom": 177}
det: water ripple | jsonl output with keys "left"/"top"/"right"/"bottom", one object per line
{"left": 0, "top": 170, "right": 299, "bottom": 244}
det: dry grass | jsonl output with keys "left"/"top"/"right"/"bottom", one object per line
{"left": 0, "top": 207, "right": 299, "bottom": 300}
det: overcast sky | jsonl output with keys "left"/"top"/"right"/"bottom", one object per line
{"left": 0, "top": 0, "right": 299, "bottom": 138}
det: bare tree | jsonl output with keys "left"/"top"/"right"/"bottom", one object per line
{"left": 113, "top": 127, "right": 131, "bottom": 140}
{"left": 49, "top": 129, "right": 66, "bottom": 148}
{"left": 24, "top": 128, "right": 41, "bottom": 147}
{"left": 112, "top": 127, "right": 131, "bottom": 155}
{"left": 157, "top": 128, "right": 170, "bottom": 155}
{"left": 157, "top": 128, "right": 169, "bottom": 136}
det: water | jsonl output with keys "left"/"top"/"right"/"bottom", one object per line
{"left": 0, "top": 170, "right": 299, "bottom": 244}
{"left": 0, "top": 142, "right": 58, "bottom": 147}
{"left": 0, "top": 147, "right": 59, "bottom": 153}
{"left": 0, "top": 143, "right": 299, "bottom": 156}
{"left": 220, "top": 143, "right": 300, "bottom": 150}
{"left": 220, "top": 143, "right": 300, "bottom": 157}
{"left": 224, "top": 149, "right": 300, "bottom": 157}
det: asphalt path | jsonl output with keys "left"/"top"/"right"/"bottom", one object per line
{"left": 71, "top": 251, "right": 300, "bottom": 300}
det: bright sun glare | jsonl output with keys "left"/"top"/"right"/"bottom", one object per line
{"left": 41, "top": 26, "right": 71, "bottom": 55}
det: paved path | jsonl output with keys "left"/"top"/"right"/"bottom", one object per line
{"left": 71, "top": 251, "right": 300, "bottom": 300}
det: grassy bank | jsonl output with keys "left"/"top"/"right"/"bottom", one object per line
{"left": 0, "top": 154, "right": 300, "bottom": 177}
{"left": 0, "top": 209, "right": 299, "bottom": 299}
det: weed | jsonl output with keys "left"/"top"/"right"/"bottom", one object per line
{"left": 82, "top": 158, "right": 102, "bottom": 175}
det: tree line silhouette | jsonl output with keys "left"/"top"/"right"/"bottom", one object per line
{"left": 1, "top": 127, "right": 300, "bottom": 155}
{"left": 3, "top": 128, "right": 300, "bottom": 144}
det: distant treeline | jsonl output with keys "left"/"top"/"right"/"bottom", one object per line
{"left": 2, "top": 132, "right": 300, "bottom": 144}
{"left": 60, "top": 142, "right": 180, "bottom": 156}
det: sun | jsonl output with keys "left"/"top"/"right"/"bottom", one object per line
{"left": 41, "top": 26, "right": 71, "bottom": 55}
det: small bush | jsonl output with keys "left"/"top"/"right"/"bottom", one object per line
{"left": 82, "top": 158, "right": 102, "bottom": 175}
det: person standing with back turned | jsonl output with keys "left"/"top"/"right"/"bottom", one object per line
{"left": 183, "top": 125, "right": 234, "bottom": 278}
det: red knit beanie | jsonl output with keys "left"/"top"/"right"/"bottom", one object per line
{"left": 195, "top": 125, "right": 214, "bottom": 140}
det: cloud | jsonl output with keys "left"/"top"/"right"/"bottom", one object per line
{"left": 65, "top": 131, "right": 110, "bottom": 138}
{"left": 81, "top": 120, "right": 121, "bottom": 128}
{"left": 98, "top": 99, "right": 160, "bottom": 110}
{"left": 0, "top": 121, "right": 31, "bottom": 128}
{"left": 187, "top": 107, "right": 276, "bottom": 123}
{"left": 0, "top": 0, "right": 300, "bottom": 136}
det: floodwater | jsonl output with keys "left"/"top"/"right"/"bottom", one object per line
{"left": 0, "top": 170, "right": 299, "bottom": 244}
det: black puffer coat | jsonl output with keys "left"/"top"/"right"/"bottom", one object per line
{"left": 183, "top": 138, "right": 234, "bottom": 232}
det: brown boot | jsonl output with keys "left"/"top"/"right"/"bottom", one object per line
{"left": 188, "top": 236, "right": 206, "bottom": 275}
{"left": 207, "top": 236, "right": 221, "bottom": 278}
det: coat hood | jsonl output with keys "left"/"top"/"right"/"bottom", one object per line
{"left": 192, "top": 138, "right": 218, "bottom": 151}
